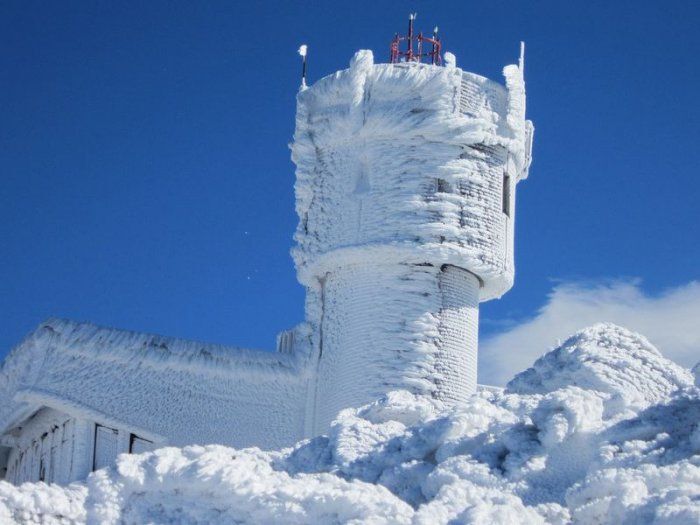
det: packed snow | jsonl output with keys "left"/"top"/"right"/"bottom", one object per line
{"left": 1, "top": 323, "right": 698, "bottom": 524}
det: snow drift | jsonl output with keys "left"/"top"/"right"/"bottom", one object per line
{"left": 1, "top": 323, "right": 698, "bottom": 524}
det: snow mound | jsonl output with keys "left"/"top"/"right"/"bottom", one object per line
{"left": 85, "top": 445, "right": 413, "bottom": 524}
{"left": 1, "top": 324, "right": 698, "bottom": 524}
{"left": 507, "top": 323, "right": 693, "bottom": 415}
{"left": 0, "top": 482, "right": 86, "bottom": 524}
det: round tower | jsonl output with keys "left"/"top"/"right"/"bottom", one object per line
{"left": 291, "top": 46, "right": 533, "bottom": 433}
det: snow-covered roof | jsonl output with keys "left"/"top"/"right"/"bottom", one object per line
{"left": 0, "top": 319, "right": 311, "bottom": 449}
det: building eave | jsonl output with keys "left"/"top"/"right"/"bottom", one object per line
{"left": 13, "top": 389, "right": 167, "bottom": 444}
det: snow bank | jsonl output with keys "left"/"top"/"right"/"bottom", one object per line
{"left": 85, "top": 446, "right": 413, "bottom": 524}
{"left": 1, "top": 323, "right": 698, "bottom": 524}
{"left": 507, "top": 323, "right": 694, "bottom": 416}
{"left": 0, "top": 482, "right": 86, "bottom": 524}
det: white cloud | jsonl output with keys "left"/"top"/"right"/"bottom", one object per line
{"left": 479, "top": 280, "right": 700, "bottom": 386}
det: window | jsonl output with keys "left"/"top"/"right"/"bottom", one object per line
{"left": 93, "top": 425, "right": 118, "bottom": 471}
{"left": 129, "top": 434, "right": 154, "bottom": 454}
{"left": 436, "top": 178, "right": 450, "bottom": 193}
{"left": 502, "top": 173, "right": 511, "bottom": 217}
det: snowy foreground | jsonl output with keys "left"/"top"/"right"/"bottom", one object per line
{"left": 1, "top": 323, "right": 699, "bottom": 524}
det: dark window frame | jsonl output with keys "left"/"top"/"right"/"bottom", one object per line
{"left": 92, "top": 424, "right": 118, "bottom": 472}
{"left": 502, "top": 173, "right": 511, "bottom": 217}
{"left": 129, "top": 433, "right": 153, "bottom": 454}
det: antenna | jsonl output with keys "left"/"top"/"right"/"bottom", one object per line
{"left": 519, "top": 41, "right": 525, "bottom": 75}
{"left": 432, "top": 27, "right": 439, "bottom": 65}
{"left": 389, "top": 13, "right": 442, "bottom": 65}
{"left": 298, "top": 44, "right": 308, "bottom": 89}
{"left": 407, "top": 13, "right": 415, "bottom": 62}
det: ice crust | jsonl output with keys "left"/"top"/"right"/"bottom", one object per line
{"left": 0, "top": 318, "right": 312, "bottom": 450}
{"left": 288, "top": 49, "right": 533, "bottom": 427}
{"left": 291, "top": 50, "right": 532, "bottom": 301}
{"left": 1, "top": 323, "right": 697, "bottom": 524}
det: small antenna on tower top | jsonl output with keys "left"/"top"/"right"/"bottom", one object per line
{"left": 519, "top": 41, "right": 525, "bottom": 75}
{"left": 298, "top": 44, "right": 308, "bottom": 90}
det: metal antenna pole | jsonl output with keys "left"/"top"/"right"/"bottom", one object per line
{"left": 431, "top": 27, "right": 439, "bottom": 64}
{"left": 388, "top": 13, "right": 443, "bottom": 66}
{"left": 407, "top": 13, "right": 415, "bottom": 61}
{"left": 298, "top": 44, "right": 308, "bottom": 89}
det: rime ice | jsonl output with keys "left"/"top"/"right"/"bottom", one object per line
{"left": 292, "top": 49, "right": 533, "bottom": 431}
{"left": 1, "top": 324, "right": 698, "bottom": 524}
{"left": 0, "top": 48, "right": 534, "bottom": 480}
{"left": 0, "top": 38, "right": 692, "bottom": 525}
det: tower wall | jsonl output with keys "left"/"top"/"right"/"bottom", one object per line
{"left": 311, "top": 263, "right": 479, "bottom": 432}
{"left": 292, "top": 50, "right": 533, "bottom": 432}
{"left": 438, "top": 265, "right": 480, "bottom": 399}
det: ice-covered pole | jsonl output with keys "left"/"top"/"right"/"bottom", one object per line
{"left": 298, "top": 44, "right": 308, "bottom": 89}
{"left": 432, "top": 26, "right": 439, "bottom": 64}
{"left": 407, "top": 13, "right": 415, "bottom": 61}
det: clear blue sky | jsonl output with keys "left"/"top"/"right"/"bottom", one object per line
{"left": 2, "top": 1, "right": 699, "bottom": 359}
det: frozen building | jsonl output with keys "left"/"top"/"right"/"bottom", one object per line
{"left": 0, "top": 28, "right": 533, "bottom": 485}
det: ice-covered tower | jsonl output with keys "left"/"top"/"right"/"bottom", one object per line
{"left": 292, "top": 41, "right": 533, "bottom": 433}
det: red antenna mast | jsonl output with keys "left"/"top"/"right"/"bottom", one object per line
{"left": 389, "top": 13, "right": 442, "bottom": 65}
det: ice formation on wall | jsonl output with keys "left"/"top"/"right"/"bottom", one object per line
{"left": 292, "top": 49, "right": 533, "bottom": 432}
{"left": 1, "top": 324, "right": 698, "bottom": 524}
{"left": 1, "top": 48, "right": 534, "bottom": 461}
{"left": 0, "top": 318, "right": 313, "bottom": 452}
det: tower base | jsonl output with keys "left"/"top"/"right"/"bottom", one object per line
{"left": 310, "top": 262, "right": 479, "bottom": 433}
